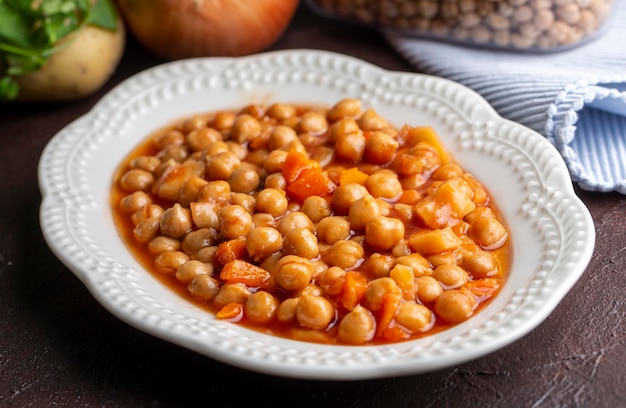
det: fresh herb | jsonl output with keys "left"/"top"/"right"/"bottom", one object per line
{"left": 0, "top": 0, "right": 119, "bottom": 101}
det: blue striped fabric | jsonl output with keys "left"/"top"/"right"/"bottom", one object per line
{"left": 386, "top": 4, "right": 626, "bottom": 194}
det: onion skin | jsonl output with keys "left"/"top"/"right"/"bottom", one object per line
{"left": 117, "top": 0, "right": 300, "bottom": 60}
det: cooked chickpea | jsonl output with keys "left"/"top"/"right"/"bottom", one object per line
{"left": 255, "top": 188, "right": 288, "bottom": 217}
{"left": 296, "top": 295, "right": 335, "bottom": 330}
{"left": 268, "top": 125, "right": 298, "bottom": 151}
{"left": 348, "top": 194, "right": 382, "bottom": 230}
{"left": 133, "top": 217, "right": 160, "bottom": 243}
{"left": 228, "top": 166, "right": 260, "bottom": 193}
{"left": 154, "top": 251, "right": 189, "bottom": 274}
{"left": 189, "top": 201, "right": 220, "bottom": 230}
{"left": 300, "top": 196, "right": 332, "bottom": 223}
{"left": 251, "top": 213, "right": 276, "bottom": 228}
{"left": 364, "top": 131, "right": 399, "bottom": 164}
{"left": 120, "top": 169, "right": 154, "bottom": 192}
{"left": 246, "top": 227, "right": 283, "bottom": 261}
{"left": 434, "top": 289, "right": 477, "bottom": 323}
{"left": 396, "top": 302, "right": 433, "bottom": 333}
{"left": 332, "top": 183, "right": 369, "bottom": 214}
{"left": 299, "top": 111, "right": 328, "bottom": 135}
{"left": 230, "top": 113, "right": 261, "bottom": 143}
{"left": 335, "top": 131, "right": 366, "bottom": 162}
{"left": 322, "top": 240, "right": 364, "bottom": 270}
{"left": 363, "top": 277, "right": 402, "bottom": 312}
{"left": 283, "top": 228, "right": 319, "bottom": 259}
{"left": 264, "top": 172, "right": 286, "bottom": 191}
{"left": 365, "top": 170, "right": 403, "bottom": 199}
{"left": 213, "top": 282, "right": 251, "bottom": 309}
{"left": 186, "top": 127, "right": 223, "bottom": 152}
{"left": 327, "top": 98, "right": 362, "bottom": 122}
{"left": 205, "top": 151, "right": 241, "bottom": 181}
{"left": 176, "top": 260, "right": 213, "bottom": 283}
{"left": 462, "top": 250, "right": 500, "bottom": 278}
{"left": 154, "top": 129, "right": 184, "bottom": 149}
{"left": 365, "top": 216, "right": 405, "bottom": 250}
{"left": 182, "top": 228, "right": 218, "bottom": 254}
{"left": 276, "top": 297, "right": 299, "bottom": 323}
{"left": 364, "top": 253, "right": 395, "bottom": 278}
{"left": 158, "top": 144, "right": 188, "bottom": 163}
{"left": 337, "top": 305, "right": 375, "bottom": 345}
{"left": 395, "top": 253, "right": 432, "bottom": 277}
{"left": 148, "top": 236, "right": 181, "bottom": 255}
{"left": 230, "top": 192, "right": 256, "bottom": 213}
{"left": 278, "top": 211, "right": 314, "bottom": 235}
{"left": 131, "top": 204, "right": 164, "bottom": 225}
{"left": 197, "top": 180, "right": 231, "bottom": 203}
{"left": 264, "top": 149, "right": 288, "bottom": 174}
{"left": 469, "top": 216, "right": 508, "bottom": 249}
{"left": 431, "top": 163, "right": 463, "bottom": 181}
{"left": 188, "top": 274, "right": 220, "bottom": 300}
{"left": 416, "top": 276, "right": 443, "bottom": 304}
{"left": 130, "top": 155, "right": 161, "bottom": 172}
{"left": 160, "top": 203, "right": 192, "bottom": 238}
{"left": 245, "top": 291, "right": 279, "bottom": 324}
{"left": 275, "top": 255, "right": 314, "bottom": 291}
{"left": 328, "top": 117, "right": 360, "bottom": 142}
{"left": 432, "top": 264, "right": 469, "bottom": 289}
{"left": 267, "top": 103, "right": 297, "bottom": 121}
{"left": 211, "top": 111, "right": 236, "bottom": 130}
{"left": 190, "top": 245, "right": 217, "bottom": 263}
{"left": 316, "top": 266, "right": 346, "bottom": 296}
{"left": 218, "top": 205, "right": 253, "bottom": 239}
{"left": 358, "top": 108, "right": 388, "bottom": 130}
{"left": 316, "top": 216, "right": 351, "bottom": 244}
{"left": 119, "top": 191, "right": 152, "bottom": 214}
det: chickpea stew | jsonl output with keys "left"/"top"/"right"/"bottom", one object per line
{"left": 111, "top": 98, "right": 510, "bottom": 345}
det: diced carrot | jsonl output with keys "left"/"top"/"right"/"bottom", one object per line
{"left": 281, "top": 149, "right": 336, "bottom": 203}
{"left": 216, "top": 303, "right": 244, "bottom": 321}
{"left": 376, "top": 292, "right": 402, "bottom": 338}
{"left": 389, "top": 265, "right": 416, "bottom": 301}
{"left": 220, "top": 259, "right": 272, "bottom": 289}
{"left": 281, "top": 149, "right": 312, "bottom": 183}
{"left": 339, "top": 167, "right": 369, "bottom": 186}
{"left": 214, "top": 237, "right": 248, "bottom": 265}
{"left": 383, "top": 325, "right": 411, "bottom": 342}
{"left": 338, "top": 271, "right": 368, "bottom": 311}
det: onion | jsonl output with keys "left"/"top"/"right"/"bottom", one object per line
{"left": 117, "top": 0, "right": 300, "bottom": 60}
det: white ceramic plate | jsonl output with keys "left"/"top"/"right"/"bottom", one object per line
{"left": 38, "top": 49, "right": 595, "bottom": 380}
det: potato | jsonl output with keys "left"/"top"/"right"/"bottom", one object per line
{"left": 15, "top": 20, "right": 125, "bottom": 102}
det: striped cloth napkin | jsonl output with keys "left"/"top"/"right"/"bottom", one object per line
{"left": 385, "top": 3, "right": 626, "bottom": 194}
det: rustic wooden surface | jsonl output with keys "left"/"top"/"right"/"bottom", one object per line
{"left": 1, "top": 4, "right": 625, "bottom": 407}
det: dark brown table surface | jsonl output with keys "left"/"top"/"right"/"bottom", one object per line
{"left": 2, "top": 4, "right": 625, "bottom": 407}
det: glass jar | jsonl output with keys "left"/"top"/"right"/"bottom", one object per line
{"left": 307, "top": 0, "right": 614, "bottom": 52}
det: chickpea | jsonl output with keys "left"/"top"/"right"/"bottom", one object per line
{"left": 245, "top": 291, "right": 279, "bottom": 324}
{"left": 154, "top": 129, "right": 184, "bottom": 149}
{"left": 316, "top": 266, "right": 346, "bottom": 296}
{"left": 365, "top": 170, "right": 403, "bottom": 200}
{"left": 296, "top": 295, "right": 335, "bottom": 330}
{"left": 186, "top": 127, "right": 223, "bottom": 152}
{"left": 432, "top": 264, "right": 469, "bottom": 289}
{"left": 148, "top": 236, "right": 181, "bottom": 255}
{"left": 212, "top": 111, "right": 236, "bottom": 131}
{"left": 396, "top": 302, "right": 433, "bottom": 333}
{"left": 255, "top": 188, "right": 288, "bottom": 217}
{"left": 189, "top": 201, "right": 220, "bottom": 230}
{"left": 180, "top": 115, "right": 207, "bottom": 133}
{"left": 332, "top": 183, "right": 369, "bottom": 214}
{"left": 213, "top": 282, "right": 251, "bottom": 309}
{"left": 131, "top": 204, "right": 164, "bottom": 225}
{"left": 300, "top": 196, "right": 332, "bottom": 223}
{"left": 264, "top": 150, "right": 288, "bottom": 174}
{"left": 278, "top": 211, "right": 314, "bottom": 235}
{"left": 328, "top": 117, "right": 360, "bottom": 142}
{"left": 268, "top": 125, "right": 298, "bottom": 151}
{"left": 348, "top": 195, "right": 382, "bottom": 230}
{"left": 176, "top": 259, "right": 213, "bottom": 283}
{"left": 230, "top": 192, "right": 256, "bottom": 213}
{"left": 365, "top": 216, "right": 405, "bottom": 250}
{"left": 416, "top": 276, "right": 443, "bottom": 304}
{"left": 316, "top": 216, "right": 351, "bottom": 244}
{"left": 130, "top": 155, "right": 161, "bottom": 173}
{"left": 198, "top": 180, "right": 231, "bottom": 204}
{"left": 133, "top": 217, "right": 160, "bottom": 243}
{"left": 335, "top": 131, "right": 366, "bottom": 162}
{"left": 267, "top": 103, "right": 297, "bottom": 121}
{"left": 395, "top": 253, "right": 432, "bottom": 277}
{"left": 158, "top": 144, "right": 188, "bottom": 163}
{"left": 322, "top": 240, "right": 364, "bottom": 270}
{"left": 363, "top": 277, "right": 402, "bottom": 312}
{"left": 190, "top": 245, "right": 217, "bottom": 263}
{"left": 205, "top": 151, "right": 241, "bottom": 181}
{"left": 246, "top": 227, "right": 283, "bottom": 261}
{"left": 218, "top": 205, "right": 253, "bottom": 239}
{"left": 358, "top": 108, "right": 388, "bottom": 130}
{"left": 338, "top": 305, "right": 375, "bottom": 345}
{"left": 327, "top": 98, "right": 362, "bottom": 122}
{"left": 276, "top": 297, "right": 299, "bottom": 323}
{"left": 462, "top": 250, "right": 499, "bottom": 278}
{"left": 283, "top": 228, "right": 319, "bottom": 259}
{"left": 469, "top": 216, "right": 508, "bottom": 249}
{"left": 230, "top": 113, "right": 261, "bottom": 143}
{"left": 251, "top": 213, "right": 276, "bottom": 228}
{"left": 154, "top": 251, "right": 189, "bottom": 274}
{"left": 274, "top": 255, "right": 314, "bottom": 291}
{"left": 427, "top": 251, "right": 458, "bottom": 268}
{"left": 119, "top": 191, "right": 152, "bottom": 214}
{"left": 160, "top": 203, "right": 192, "bottom": 238}
{"left": 228, "top": 166, "right": 260, "bottom": 193}
{"left": 120, "top": 169, "right": 154, "bottom": 192}
{"left": 182, "top": 228, "right": 218, "bottom": 254}
{"left": 434, "top": 289, "right": 477, "bottom": 323}
{"left": 188, "top": 274, "right": 220, "bottom": 300}
{"left": 299, "top": 111, "right": 328, "bottom": 135}
{"left": 264, "top": 172, "right": 286, "bottom": 191}
{"left": 179, "top": 176, "right": 208, "bottom": 207}
{"left": 364, "top": 131, "right": 399, "bottom": 164}
{"left": 364, "top": 253, "right": 395, "bottom": 278}
{"left": 431, "top": 163, "right": 463, "bottom": 181}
